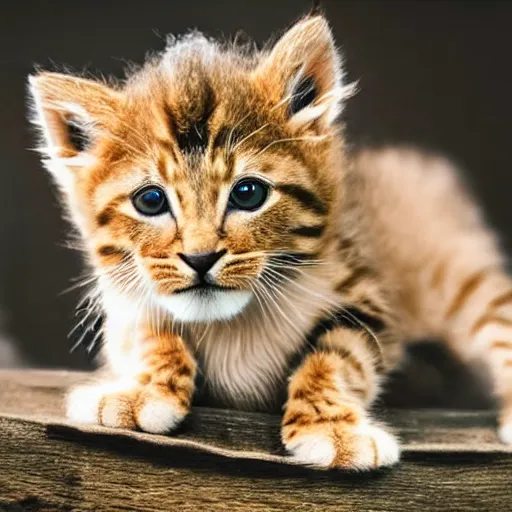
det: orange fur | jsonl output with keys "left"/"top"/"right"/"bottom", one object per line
{"left": 28, "top": 13, "right": 512, "bottom": 468}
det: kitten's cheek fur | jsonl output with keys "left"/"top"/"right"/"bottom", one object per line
{"left": 66, "top": 382, "right": 186, "bottom": 434}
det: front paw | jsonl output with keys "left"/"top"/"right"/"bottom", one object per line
{"left": 66, "top": 380, "right": 189, "bottom": 434}
{"left": 282, "top": 411, "right": 400, "bottom": 470}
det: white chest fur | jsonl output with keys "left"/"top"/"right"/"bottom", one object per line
{"left": 188, "top": 276, "right": 338, "bottom": 409}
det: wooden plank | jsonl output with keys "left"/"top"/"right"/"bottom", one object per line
{"left": 0, "top": 370, "right": 511, "bottom": 511}
{"left": 1, "top": 416, "right": 511, "bottom": 511}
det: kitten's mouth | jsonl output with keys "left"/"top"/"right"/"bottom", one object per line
{"left": 174, "top": 282, "right": 236, "bottom": 294}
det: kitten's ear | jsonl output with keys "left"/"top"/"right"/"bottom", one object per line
{"left": 258, "top": 15, "right": 355, "bottom": 132}
{"left": 28, "top": 72, "right": 119, "bottom": 188}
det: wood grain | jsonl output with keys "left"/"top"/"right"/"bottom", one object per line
{"left": 0, "top": 370, "right": 511, "bottom": 511}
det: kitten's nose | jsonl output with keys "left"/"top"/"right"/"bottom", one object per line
{"left": 178, "top": 250, "right": 226, "bottom": 277}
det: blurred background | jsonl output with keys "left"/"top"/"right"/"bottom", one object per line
{"left": 0, "top": 0, "right": 510, "bottom": 405}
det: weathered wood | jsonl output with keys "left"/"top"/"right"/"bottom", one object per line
{"left": 0, "top": 370, "right": 511, "bottom": 511}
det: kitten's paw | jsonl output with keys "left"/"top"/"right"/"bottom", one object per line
{"left": 282, "top": 417, "right": 400, "bottom": 470}
{"left": 66, "top": 381, "right": 188, "bottom": 434}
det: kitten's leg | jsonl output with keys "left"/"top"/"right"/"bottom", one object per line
{"left": 67, "top": 329, "right": 196, "bottom": 434}
{"left": 282, "top": 328, "right": 400, "bottom": 470}
{"left": 442, "top": 267, "right": 512, "bottom": 443}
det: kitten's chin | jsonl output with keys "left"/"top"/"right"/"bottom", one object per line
{"left": 156, "top": 289, "right": 253, "bottom": 323}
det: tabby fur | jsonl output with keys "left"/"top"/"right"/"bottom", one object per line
{"left": 28, "top": 13, "right": 512, "bottom": 470}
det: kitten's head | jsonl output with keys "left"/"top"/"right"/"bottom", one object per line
{"left": 28, "top": 14, "right": 353, "bottom": 323}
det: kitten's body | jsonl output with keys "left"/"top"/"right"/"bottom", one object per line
{"left": 28, "top": 14, "right": 512, "bottom": 470}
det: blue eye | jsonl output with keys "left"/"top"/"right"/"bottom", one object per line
{"left": 229, "top": 179, "right": 269, "bottom": 211}
{"left": 132, "top": 186, "right": 169, "bottom": 216}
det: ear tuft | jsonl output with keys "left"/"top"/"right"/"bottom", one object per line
{"left": 288, "top": 75, "right": 317, "bottom": 117}
{"left": 66, "top": 117, "right": 91, "bottom": 153}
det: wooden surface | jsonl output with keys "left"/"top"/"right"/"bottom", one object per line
{"left": 0, "top": 370, "right": 511, "bottom": 511}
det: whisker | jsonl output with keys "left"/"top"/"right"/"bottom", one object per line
{"left": 257, "top": 274, "right": 307, "bottom": 340}
{"left": 255, "top": 134, "right": 331, "bottom": 158}
{"left": 224, "top": 110, "right": 254, "bottom": 159}
{"left": 232, "top": 122, "right": 272, "bottom": 153}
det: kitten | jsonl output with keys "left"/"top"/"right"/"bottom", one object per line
{"left": 28, "top": 13, "right": 512, "bottom": 470}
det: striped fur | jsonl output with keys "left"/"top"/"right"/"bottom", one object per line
{"left": 28, "top": 13, "right": 512, "bottom": 469}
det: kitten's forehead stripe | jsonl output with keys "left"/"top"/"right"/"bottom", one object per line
{"left": 168, "top": 78, "right": 216, "bottom": 155}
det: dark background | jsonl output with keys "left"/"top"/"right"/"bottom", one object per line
{"left": 0, "top": 0, "right": 511, "bottom": 373}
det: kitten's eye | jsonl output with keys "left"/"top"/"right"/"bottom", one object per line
{"left": 229, "top": 179, "right": 269, "bottom": 211}
{"left": 132, "top": 186, "right": 169, "bottom": 216}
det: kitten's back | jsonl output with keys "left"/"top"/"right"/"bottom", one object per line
{"left": 352, "top": 147, "right": 504, "bottom": 339}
